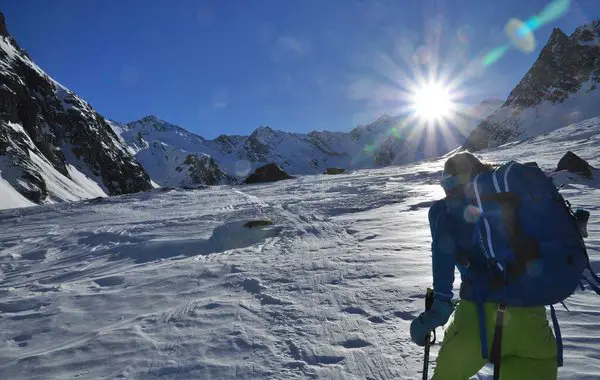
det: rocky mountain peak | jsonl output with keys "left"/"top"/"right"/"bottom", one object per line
{"left": 128, "top": 115, "right": 173, "bottom": 132}
{"left": 571, "top": 19, "right": 600, "bottom": 44}
{"left": 548, "top": 27, "right": 570, "bottom": 45}
{"left": 139, "top": 115, "right": 161, "bottom": 123}
{"left": 463, "top": 20, "right": 600, "bottom": 152}
{"left": 0, "top": 12, "right": 8, "bottom": 38}
{"left": 248, "top": 126, "right": 277, "bottom": 142}
{"left": 502, "top": 23, "right": 600, "bottom": 109}
{"left": 252, "top": 125, "right": 274, "bottom": 134}
{"left": 367, "top": 114, "right": 395, "bottom": 129}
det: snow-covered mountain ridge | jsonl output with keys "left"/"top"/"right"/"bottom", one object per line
{"left": 112, "top": 98, "right": 501, "bottom": 188}
{"left": 464, "top": 19, "right": 600, "bottom": 151}
{"left": 0, "top": 12, "right": 152, "bottom": 208}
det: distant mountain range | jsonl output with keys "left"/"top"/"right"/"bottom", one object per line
{"left": 1, "top": 11, "right": 599, "bottom": 206}
{"left": 108, "top": 99, "right": 501, "bottom": 188}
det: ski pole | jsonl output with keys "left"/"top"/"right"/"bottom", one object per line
{"left": 423, "top": 288, "right": 436, "bottom": 380}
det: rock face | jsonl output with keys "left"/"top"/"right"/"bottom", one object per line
{"left": 0, "top": 12, "right": 152, "bottom": 204}
{"left": 556, "top": 151, "right": 595, "bottom": 179}
{"left": 243, "top": 163, "right": 294, "bottom": 184}
{"left": 464, "top": 20, "right": 600, "bottom": 151}
{"left": 181, "top": 153, "right": 233, "bottom": 186}
{"left": 0, "top": 13, "right": 9, "bottom": 38}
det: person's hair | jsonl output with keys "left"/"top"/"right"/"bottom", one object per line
{"left": 443, "top": 151, "right": 495, "bottom": 180}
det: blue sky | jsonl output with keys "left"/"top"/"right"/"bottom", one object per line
{"left": 3, "top": 0, "right": 599, "bottom": 139}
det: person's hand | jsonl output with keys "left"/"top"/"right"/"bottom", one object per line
{"left": 410, "top": 299, "right": 454, "bottom": 346}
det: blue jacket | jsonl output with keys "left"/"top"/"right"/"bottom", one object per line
{"left": 428, "top": 197, "right": 503, "bottom": 303}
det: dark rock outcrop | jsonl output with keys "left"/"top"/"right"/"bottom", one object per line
{"left": 0, "top": 12, "right": 9, "bottom": 38}
{"left": 325, "top": 168, "right": 345, "bottom": 175}
{"left": 243, "top": 220, "right": 273, "bottom": 228}
{"left": 243, "top": 163, "right": 294, "bottom": 184}
{"left": 555, "top": 151, "right": 595, "bottom": 179}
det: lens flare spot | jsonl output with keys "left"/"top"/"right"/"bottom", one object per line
{"left": 523, "top": 16, "right": 542, "bottom": 34}
{"left": 464, "top": 59, "right": 485, "bottom": 78}
{"left": 457, "top": 24, "right": 472, "bottom": 44}
{"left": 505, "top": 18, "right": 536, "bottom": 53}
{"left": 235, "top": 160, "right": 252, "bottom": 177}
{"left": 526, "top": 260, "right": 544, "bottom": 277}
{"left": 482, "top": 45, "right": 511, "bottom": 67}
{"left": 426, "top": 16, "right": 445, "bottom": 37}
{"left": 538, "top": 0, "right": 571, "bottom": 25}
{"left": 567, "top": 111, "right": 582, "bottom": 124}
{"left": 503, "top": 309, "right": 512, "bottom": 327}
{"left": 463, "top": 205, "right": 482, "bottom": 223}
{"left": 413, "top": 46, "right": 432, "bottom": 66}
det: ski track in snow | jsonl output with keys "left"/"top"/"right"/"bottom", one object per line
{"left": 1, "top": 120, "right": 600, "bottom": 379}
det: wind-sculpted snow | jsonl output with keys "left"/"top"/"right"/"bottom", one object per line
{"left": 0, "top": 120, "right": 599, "bottom": 379}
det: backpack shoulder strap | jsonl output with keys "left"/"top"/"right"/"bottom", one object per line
{"left": 472, "top": 172, "right": 504, "bottom": 272}
{"left": 498, "top": 161, "right": 518, "bottom": 192}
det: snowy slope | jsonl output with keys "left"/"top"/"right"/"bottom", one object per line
{"left": 113, "top": 99, "right": 500, "bottom": 188}
{"left": 0, "top": 123, "right": 107, "bottom": 207}
{"left": 1, "top": 117, "right": 599, "bottom": 379}
{"left": 465, "top": 20, "right": 600, "bottom": 151}
{"left": 0, "top": 167, "right": 34, "bottom": 210}
{"left": 0, "top": 13, "right": 152, "bottom": 206}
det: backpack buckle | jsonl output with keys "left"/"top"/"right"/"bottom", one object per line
{"left": 574, "top": 209, "right": 590, "bottom": 238}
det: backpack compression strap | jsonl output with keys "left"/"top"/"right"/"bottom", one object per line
{"left": 549, "top": 305, "right": 564, "bottom": 367}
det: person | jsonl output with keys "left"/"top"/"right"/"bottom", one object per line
{"left": 410, "top": 152, "right": 558, "bottom": 380}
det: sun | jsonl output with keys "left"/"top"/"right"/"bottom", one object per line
{"left": 411, "top": 82, "right": 455, "bottom": 123}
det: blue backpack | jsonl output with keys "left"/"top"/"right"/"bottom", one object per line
{"left": 466, "top": 160, "right": 597, "bottom": 366}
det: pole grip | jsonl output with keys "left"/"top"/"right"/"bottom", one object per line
{"left": 425, "top": 288, "right": 434, "bottom": 311}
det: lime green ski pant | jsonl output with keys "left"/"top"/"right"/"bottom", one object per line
{"left": 432, "top": 300, "right": 557, "bottom": 380}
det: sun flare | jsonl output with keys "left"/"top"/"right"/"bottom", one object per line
{"left": 411, "top": 82, "right": 455, "bottom": 123}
